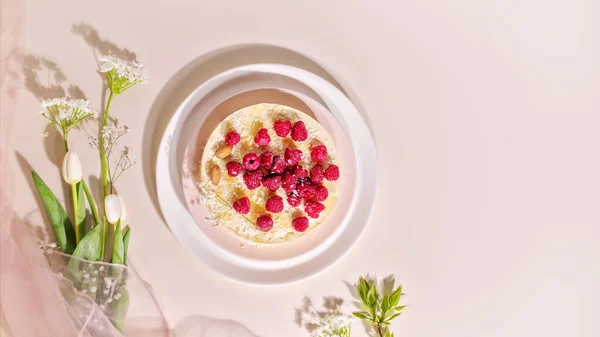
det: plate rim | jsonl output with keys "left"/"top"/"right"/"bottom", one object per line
{"left": 155, "top": 63, "right": 378, "bottom": 285}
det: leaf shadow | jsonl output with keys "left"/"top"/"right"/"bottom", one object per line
{"left": 294, "top": 295, "right": 345, "bottom": 334}
{"left": 71, "top": 23, "right": 137, "bottom": 65}
{"left": 21, "top": 53, "right": 87, "bottom": 101}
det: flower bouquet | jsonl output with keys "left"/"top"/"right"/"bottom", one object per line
{"left": 31, "top": 55, "right": 148, "bottom": 333}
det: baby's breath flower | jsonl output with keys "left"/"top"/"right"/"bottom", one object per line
{"left": 40, "top": 97, "right": 97, "bottom": 133}
{"left": 310, "top": 313, "right": 353, "bottom": 337}
{"left": 99, "top": 55, "right": 148, "bottom": 94}
{"left": 101, "top": 122, "right": 130, "bottom": 146}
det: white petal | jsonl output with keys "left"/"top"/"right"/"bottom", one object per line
{"left": 104, "top": 194, "right": 121, "bottom": 224}
{"left": 62, "top": 151, "right": 82, "bottom": 184}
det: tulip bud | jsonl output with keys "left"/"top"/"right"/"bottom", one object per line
{"left": 118, "top": 195, "right": 127, "bottom": 223}
{"left": 104, "top": 194, "right": 122, "bottom": 224}
{"left": 62, "top": 151, "right": 82, "bottom": 185}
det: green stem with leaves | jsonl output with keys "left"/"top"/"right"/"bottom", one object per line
{"left": 100, "top": 91, "right": 115, "bottom": 260}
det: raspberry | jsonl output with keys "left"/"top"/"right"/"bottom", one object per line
{"left": 315, "top": 185, "right": 328, "bottom": 201}
{"left": 243, "top": 153, "right": 260, "bottom": 171}
{"left": 271, "top": 155, "right": 287, "bottom": 174}
{"left": 292, "top": 216, "right": 309, "bottom": 232}
{"left": 310, "top": 144, "right": 328, "bottom": 162}
{"left": 256, "top": 214, "right": 274, "bottom": 232}
{"left": 243, "top": 171, "right": 261, "bottom": 190}
{"left": 305, "top": 200, "right": 325, "bottom": 218}
{"left": 254, "top": 128, "right": 271, "bottom": 146}
{"left": 248, "top": 169, "right": 264, "bottom": 178}
{"left": 273, "top": 119, "right": 292, "bottom": 137}
{"left": 310, "top": 165, "right": 325, "bottom": 183}
{"left": 324, "top": 164, "right": 340, "bottom": 181}
{"left": 260, "top": 151, "right": 274, "bottom": 169}
{"left": 265, "top": 195, "right": 284, "bottom": 213}
{"left": 287, "top": 192, "right": 302, "bottom": 207}
{"left": 261, "top": 174, "right": 281, "bottom": 191}
{"left": 232, "top": 197, "right": 250, "bottom": 214}
{"left": 225, "top": 131, "right": 240, "bottom": 146}
{"left": 288, "top": 165, "right": 308, "bottom": 179}
{"left": 282, "top": 172, "right": 297, "bottom": 192}
{"left": 297, "top": 179, "right": 316, "bottom": 199}
{"left": 226, "top": 161, "right": 243, "bottom": 177}
{"left": 285, "top": 148, "right": 302, "bottom": 166}
{"left": 291, "top": 121, "right": 308, "bottom": 141}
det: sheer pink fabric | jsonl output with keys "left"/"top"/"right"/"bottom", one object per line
{"left": 0, "top": 1, "right": 258, "bottom": 336}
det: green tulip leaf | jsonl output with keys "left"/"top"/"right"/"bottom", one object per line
{"left": 71, "top": 224, "right": 102, "bottom": 261}
{"left": 111, "top": 289, "right": 129, "bottom": 332}
{"left": 122, "top": 226, "right": 130, "bottom": 265}
{"left": 81, "top": 180, "right": 99, "bottom": 226}
{"left": 112, "top": 220, "right": 125, "bottom": 265}
{"left": 31, "top": 171, "right": 75, "bottom": 254}
{"left": 75, "top": 182, "right": 86, "bottom": 237}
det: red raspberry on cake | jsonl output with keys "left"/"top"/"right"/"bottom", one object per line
{"left": 225, "top": 130, "right": 240, "bottom": 146}
{"left": 287, "top": 192, "right": 302, "bottom": 207}
{"left": 310, "top": 144, "right": 328, "bottom": 162}
{"left": 285, "top": 148, "right": 302, "bottom": 166}
{"left": 254, "top": 128, "right": 271, "bottom": 146}
{"left": 273, "top": 119, "right": 292, "bottom": 137}
{"left": 310, "top": 165, "right": 325, "bottom": 183}
{"left": 297, "top": 179, "right": 316, "bottom": 199}
{"left": 232, "top": 197, "right": 250, "bottom": 214}
{"left": 265, "top": 195, "right": 284, "bottom": 213}
{"left": 305, "top": 200, "right": 325, "bottom": 219}
{"left": 243, "top": 153, "right": 260, "bottom": 171}
{"left": 226, "top": 161, "right": 243, "bottom": 177}
{"left": 282, "top": 172, "right": 297, "bottom": 192}
{"left": 270, "top": 155, "right": 287, "bottom": 174}
{"left": 324, "top": 164, "right": 340, "bottom": 181}
{"left": 292, "top": 216, "right": 309, "bottom": 232}
{"left": 260, "top": 151, "right": 274, "bottom": 169}
{"left": 243, "top": 170, "right": 262, "bottom": 190}
{"left": 261, "top": 174, "right": 281, "bottom": 191}
{"left": 288, "top": 165, "right": 308, "bottom": 179}
{"left": 291, "top": 121, "right": 308, "bottom": 141}
{"left": 315, "top": 185, "right": 328, "bottom": 201}
{"left": 256, "top": 214, "right": 274, "bottom": 232}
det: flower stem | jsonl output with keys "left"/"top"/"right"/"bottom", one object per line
{"left": 63, "top": 131, "right": 69, "bottom": 151}
{"left": 100, "top": 91, "right": 115, "bottom": 260}
{"left": 71, "top": 183, "right": 80, "bottom": 243}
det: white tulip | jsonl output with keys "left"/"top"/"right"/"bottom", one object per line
{"left": 118, "top": 195, "right": 127, "bottom": 223}
{"left": 62, "top": 151, "right": 82, "bottom": 185}
{"left": 104, "top": 194, "right": 122, "bottom": 224}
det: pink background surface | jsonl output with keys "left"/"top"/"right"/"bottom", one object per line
{"left": 2, "top": 0, "right": 600, "bottom": 336}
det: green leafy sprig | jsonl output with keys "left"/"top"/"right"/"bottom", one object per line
{"left": 353, "top": 277, "right": 406, "bottom": 337}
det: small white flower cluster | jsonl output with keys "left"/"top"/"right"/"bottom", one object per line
{"left": 40, "top": 97, "right": 97, "bottom": 133}
{"left": 90, "top": 121, "right": 131, "bottom": 155}
{"left": 99, "top": 55, "right": 148, "bottom": 93}
{"left": 113, "top": 150, "right": 136, "bottom": 176}
{"left": 101, "top": 122, "right": 130, "bottom": 145}
{"left": 311, "top": 313, "right": 353, "bottom": 337}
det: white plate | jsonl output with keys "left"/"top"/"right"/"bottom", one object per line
{"left": 156, "top": 64, "right": 377, "bottom": 284}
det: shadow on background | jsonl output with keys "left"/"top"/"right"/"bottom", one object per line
{"left": 142, "top": 44, "right": 371, "bottom": 219}
{"left": 294, "top": 295, "right": 345, "bottom": 334}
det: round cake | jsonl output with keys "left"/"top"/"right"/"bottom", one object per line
{"left": 197, "top": 103, "right": 340, "bottom": 245}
